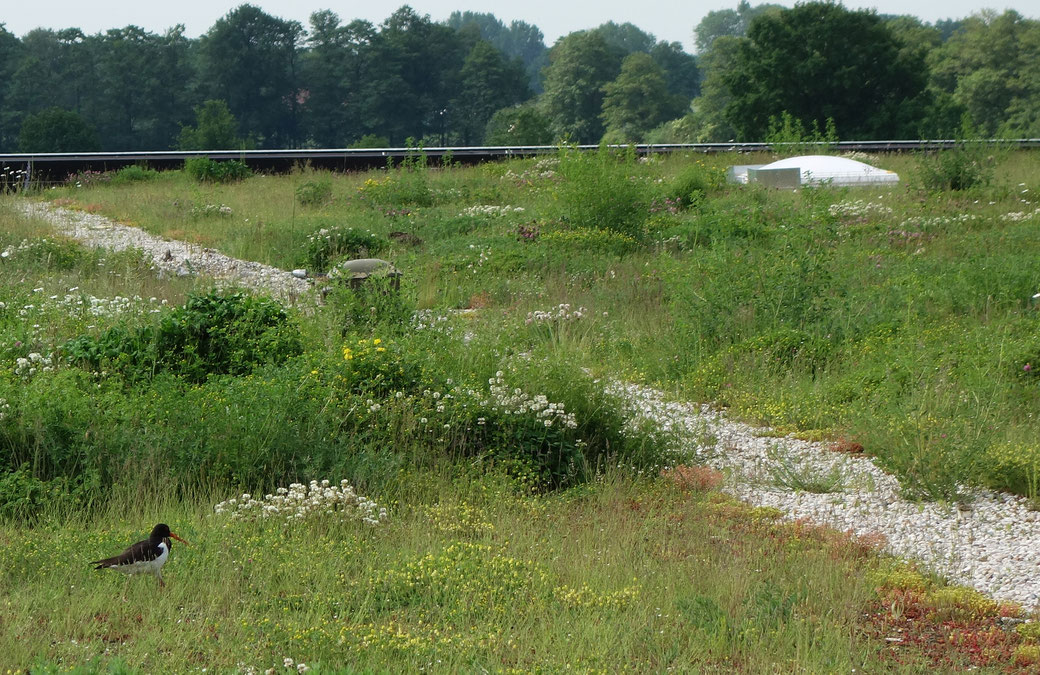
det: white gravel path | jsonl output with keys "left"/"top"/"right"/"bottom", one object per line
{"left": 15, "top": 201, "right": 310, "bottom": 302}
{"left": 611, "top": 382, "right": 1040, "bottom": 610}
{"left": 18, "top": 199, "right": 1040, "bottom": 610}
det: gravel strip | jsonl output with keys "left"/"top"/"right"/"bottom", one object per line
{"left": 18, "top": 200, "right": 1040, "bottom": 609}
{"left": 610, "top": 381, "right": 1040, "bottom": 609}
{"left": 16, "top": 201, "right": 311, "bottom": 302}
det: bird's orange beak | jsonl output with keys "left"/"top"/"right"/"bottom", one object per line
{"left": 170, "top": 532, "right": 190, "bottom": 546}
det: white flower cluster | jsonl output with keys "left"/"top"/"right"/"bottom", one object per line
{"left": 15, "top": 352, "right": 54, "bottom": 378}
{"left": 502, "top": 157, "right": 559, "bottom": 184}
{"left": 1, "top": 237, "right": 59, "bottom": 260}
{"left": 466, "top": 244, "right": 490, "bottom": 274}
{"left": 0, "top": 398, "right": 9, "bottom": 421}
{"left": 1001, "top": 207, "right": 1040, "bottom": 223}
{"left": 525, "top": 303, "right": 588, "bottom": 325}
{"left": 827, "top": 199, "right": 893, "bottom": 220}
{"left": 411, "top": 309, "right": 453, "bottom": 334}
{"left": 458, "top": 204, "right": 525, "bottom": 218}
{"left": 191, "top": 204, "right": 233, "bottom": 217}
{"left": 897, "top": 213, "right": 979, "bottom": 230}
{"left": 213, "top": 479, "right": 387, "bottom": 526}
{"left": 305, "top": 225, "right": 376, "bottom": 245}
{"left": 488, "top": 372, "right": 578, "bottom": 429}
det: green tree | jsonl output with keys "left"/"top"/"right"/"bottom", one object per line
{"left": 723, "top": 2, "right": 930, "bottom": 140}
{"left": 18, "top": 107, "right": 100, "bottom": 152}
{"left": 89, "top": 25, "right": 194, "bottom": 150}
{"left": 177, "top": 99, "right": 248, "bottom": 150}
{"left": 300, "top": 11, "right": 376, "bottom": 147}
{"left": 198, "top": 4, "right": 304, "bottom": 147}
{"left": 364, "top": 7, "right": 466, "bottom": 145}
{"left": 445, "top": 12, "right": 549, "bottom": 92}
{"left": 928, "top": 11, "right": 1040, "bottom": 136}
{"left": 649, "top": 41, "right": 700, "bottom": 99}
{"left": 601, "top": 52, "right": 686, "bottom": 142}
{"left": 452, "top": 41, "right": 530, "bottom": 144}
{"left": 6, "top": 29, "right": 96, "bottom": 129}
{"left": 592, "top": 21, "right": 656, "bottom": 54}
{"left": 694, "top": 1, "right": 784, "bottom": 53}
{"left": 0, "top": 24, "right": 24, "bottom": 151}
{"left": 484, "top": 104, "right": 554, "bottom": 145}
{"left": 541, "top": 31, "right": 624, "bottom": 143}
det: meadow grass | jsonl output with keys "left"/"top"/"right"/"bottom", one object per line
{"left": 3, "top": 147, "right": 1040, "bottom": 670}
{"left": 1, "top": 473, "right": 945, "bottom": 673}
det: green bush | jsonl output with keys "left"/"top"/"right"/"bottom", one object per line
{"left": 662, "top": 163, "right": 724, "bottom": 210}
{"left": 111, "top": 165, "right": 161, "bottom": 183}
{"left": 914, "top": 144, "right": 998, "bottom": 192}
{"left": 304, "top": 225, "right": 387, "bottom": 274}
{"left": 550, "top": 146, "right": 651, "bottom": 239}
{"left": 356, "top": 149, "right": 433, "bottom": 207}
{"left": 62, "top": 291, "right": 301, "bottom": 383}
{"left": 184, "top": 157, "right": 252, "bottom": 183}
{"left": 295, "top": 177, "right": 333, "bottom": 206}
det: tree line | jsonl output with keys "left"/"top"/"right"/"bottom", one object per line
{"left": 0, "top": 2, "right": 1037, "bottom": 153}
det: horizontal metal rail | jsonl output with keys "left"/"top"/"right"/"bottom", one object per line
{"left": 2, "top": 139, "right": 1038, "bottom": 184}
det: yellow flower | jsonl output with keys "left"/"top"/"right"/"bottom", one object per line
{"left": 373, "top": 338, "right": 381, "bottom": 345}
{"left": 343, "top": 347, "right": 354, "bottom": 361}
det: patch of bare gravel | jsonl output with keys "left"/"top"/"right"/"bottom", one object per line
{"left": 16, "top": 201, "right": 310, "bottom": 302}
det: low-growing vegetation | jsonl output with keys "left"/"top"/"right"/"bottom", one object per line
{"left": 1, "top": 146, "right": 1040, "bottom": 671}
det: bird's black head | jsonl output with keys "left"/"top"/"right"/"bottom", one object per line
{"left": 149, "top": 522, "right": 189, "bottom": 546}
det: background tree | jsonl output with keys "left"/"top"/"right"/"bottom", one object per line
{"left": 452, "top": 41, "right": 530, "bottom": 145}
{"left": 723, "top": 2, "right": 930, "bottom": 140}
{"left": 601, "top": 52, "right": 685, "bottom": 142}
{"left": 6, "top": 29, "right": 96, "bottom": 131}
{"left": 90, "top": 26, "right": 194, "bottom": 150}
{"left": 18, "top": 107, "right": 100, "bottom": 152}
{"left": 198, "top": 4, "right": 304, "bottom": 148}
{"left": 300, "top": 11, "right": 377, "bottom": 147}
{"left": 541, "top": 31, "right": 623, "bottom": 143}
{"left": 177, "top": 99, "right": 248, "bottom": 150}
{"left": 445, "top": 12, "right": 549, "bottom": 92}
{"left": 928, "top": 10, "right": 1040, "bottom": 136}
{"left": 0, "top": 25, "right": 24, "bottom": 151}
{"left": 364, "top": 7, "right": 466, "bottom": 145}
{"left": 649, "top": 41, "right": 700, "bottom": 100}
{"left": 484, "top": 104, "right": 554, "bottom": 145}
{"left": 694, "top": 1, "right": 783, "bottom": 53}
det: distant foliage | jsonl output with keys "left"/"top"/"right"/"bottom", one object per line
{"left": 184, "top": 157, "right": 252, "bottom": 183}
{"left": 18, "top": 107, "right": 100, "bottom": 153}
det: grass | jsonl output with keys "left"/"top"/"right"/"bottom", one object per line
{"left": 2, "top": 147, "right": 1040, "bottom": 670}
{"left": 0, "top": 474, "right": 941, "bottom": 673}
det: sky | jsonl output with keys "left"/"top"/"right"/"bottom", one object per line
{"left": 1, "top": 1, "right": 1037, "bottom": 53}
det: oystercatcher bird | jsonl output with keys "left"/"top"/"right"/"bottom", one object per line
{"left": 91, "top": 523, "right": 189, "bottom": 588}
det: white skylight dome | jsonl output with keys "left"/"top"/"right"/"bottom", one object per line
{"left": 759, "top": 155, "right": 900, "bottom": 186}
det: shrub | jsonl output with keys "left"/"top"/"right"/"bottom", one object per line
{"left": 111, "top": 165, "right": 161, "bottom": 183}
{"left": 304, "top": 225, "right": 387, "bottom": 274}
{"left": 356, "top": 148, "right": 433, "bottom": 207}
{"left": 914, "top": 144, "right": 998, "bottom": 192}
{"left": 550, "top": 145, "right": 651, "bottom": 239}
{"left": 62, "top": 291, "right": 301, "bottom": 383}
{"left": 295, "top": 177, "right": 333, "bottom": 207}
{"left": 662, "top": 163, "right": 724, "bottom": 210}
{"left": 184, "top": 157, "right": 252, "bottom": 183}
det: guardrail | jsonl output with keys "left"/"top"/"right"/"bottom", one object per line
{"left": 2, "top": 139, "right": 1038, "bottom": 185}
